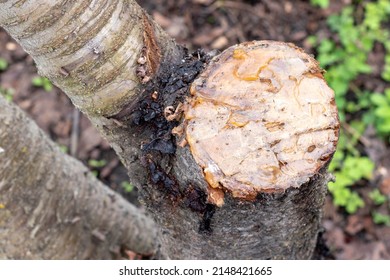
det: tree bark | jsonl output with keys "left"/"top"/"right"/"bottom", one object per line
{"left": 137, "top": 41, "right": 339, "bottom": 259}
{"left": 0, "top": 1, "right": 339, "bottom": 259}
{"left": 0, "top": 95, "right": 158, "bottom": 259}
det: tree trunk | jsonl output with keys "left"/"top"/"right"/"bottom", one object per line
{"left": 0, "top": 0, "right": 339, "bottom": 259}
{"left": 0, "top": 95, "right": 158, "bottom": 259}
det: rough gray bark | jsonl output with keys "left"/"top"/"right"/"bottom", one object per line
{"left": 145, "top": 170, "right": 331, "bottom": 259}
{"left": 0, "top": 95, "right": 158, "bottom": 259}
{"left": 0, "top": 0, "right": 339, "bottom": 259}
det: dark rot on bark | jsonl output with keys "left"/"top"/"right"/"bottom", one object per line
{"left": 184, "top": 41, "right": 339, "bottom": 204}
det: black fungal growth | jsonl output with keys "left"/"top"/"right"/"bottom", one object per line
{"left": 111, "top": 48, "right": 217, "bottom": 232}
{"left": 130, "top": 48, "right": 212, "bottom": 192}
{"left": 130, "top": 49, "right": 211, "bottom": 156}
{"left": 146, "top": 159, "right": 181, "bottom": 198}
{"left": 199, "top": 204, "right": 216, "bottom": 234}
{"left": 184, "top": 185, "right": 207, "bottom": 212}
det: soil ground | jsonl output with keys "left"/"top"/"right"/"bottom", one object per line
{"left": 1, "top": 0, "right": 390, "bottom": 259}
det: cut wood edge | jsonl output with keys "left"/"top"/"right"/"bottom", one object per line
{"left": 184, "top": 40, "right": 340, "bottom": 204}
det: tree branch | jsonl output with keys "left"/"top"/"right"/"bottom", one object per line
{"left": 0, "top": 95, "right": 158, "bottom": 259}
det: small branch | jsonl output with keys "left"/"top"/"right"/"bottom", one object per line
{"left": 342, "top": 122, "right": 372, "bottom": 148}
{"left": 70, "top": 108, "right": 80, "bottom": 157}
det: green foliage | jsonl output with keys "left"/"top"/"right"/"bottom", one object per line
{"left": 328, "top": 155, "right": 373, "bottom": 213}
{"left": 364, "top": 0, "right": 390, "bottom": 30}
{"left": 0, "top": 87, "right": 14, "bottom": 102}
{"left": 0, "top": 58, "right": 8, "bottom": 71}
{"left": 370, "top": 89, "right": 390, "bottom": 137}
{"left": 312, "top": 0, "right": 390, "bottom": 213}
{"left": 121, "top": 181, "right": 134, "bottom": 193}
{"left": 383, "top": 54, "right": 390, "bottom": 81}
{"left": 327, "top": 125, "right": 371, "bottom": 214}
{"left": 368, "top": 189, "right": 388, "bottom": 205}
{"left": 310, "top": 0, "right": 329, "bottom": 9}
{"left": 372, "top": 211, "right": 390, "bottom": 226}
{"left": 315, "top": 2, "right": 390, "bottom": 116}
{"left": 32, "top": 76, "right": 53, "bottom": 92}
{"left": 306, "top": 35, "right": 318, "bottom": 47}
{"left": 88, "top": 159, "right": 107, "bottom": 168}
{"left": 88, "top": 159, "right": 106, "bottom": 178}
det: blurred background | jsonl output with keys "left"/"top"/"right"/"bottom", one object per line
{"left": 1, "top": 0, "right": 390, "bottom": 259}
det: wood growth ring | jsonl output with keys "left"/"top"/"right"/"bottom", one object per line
{"left": 184, "top": 41, "right": 340, "bottom": 201}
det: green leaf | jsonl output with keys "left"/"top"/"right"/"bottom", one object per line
{"left": 382, "top": 66, "right": 390, "bottom": 81}
{"left": 310, "top": 0, "right": 329, "bottom": 9}
{"left": 362, "top": 111, "right": 375, "bottom": 125}
{"left": 345, "top": 191, "right": 364, "bottom": 213}
{"left": 331, "top": 81, "right": 349, "bottom": 99}
{"left": 375, "top": 106, "right": 390, "bottom": 118}
{"left": 306, "top": 35, "right": 318, "bottom": 47}
{"left": 329, "top": 172, "right": 354, "bottom": 190}
{"left": 372, "top": 212, "right": 390, "bottom": 226}
{"left": 0, "top": 58, "right": 8, "bottom": 71}
{"left": 318, "top": 39, "right": 335, "bottom": 54}
{"left": 345, "top": 156, "right": 374, "bottom": 180}
{"left": 371, "top": 93, "right": 387, "bottom": 106}
{"left": 361, "top": 35, "right": 375, "bottom": 51}
{"left": 338, "top": 111, "right": 346, "bottom": 122}
{"left": 32, "top": 76, "right": 44, "bottom": 86}
{"left": 32, "top": 76, "right": 53, "bottom": 92}
{"left": 43, "top": 80, "right": 53, "bottom": 92}
{"left": 377, "top": 121, "right": 390, "bottom": 133}
{"left": 121, "top": 182, "right": 134, "bottom": 193}
{"left": 368, "top": 189, "right": 387, "bottom": 205}
{"left": 88, "top": 159, "right": 107, "bottom": 168}
{"left": 327, "top": 13, "right": 343, "bottom": 32}
{"left": 346, "top": 101, "right": 358, "bottom": 113}
{"left": 0, "top": 87, "right": 14, "bottom": 102}
{"left": 331, "top": 186, "right": 352, "bottom": 206}
{"left": 385, "top": 88, "right": 390, "bottom": 100}
{"left": 328, "top": 149, "right": 344, "bottom": 172}
{"left": 356, "top": 63, "right": 372, "bottom": 74}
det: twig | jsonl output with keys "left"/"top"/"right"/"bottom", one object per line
{"left": 342, "top": 122, "right": 371, "bottom": 148}
{"left": 211, "top": 0, "right": 259, "bottom": 16}
{"left": 70, "top": 108, "right": 80, "bottom": 157}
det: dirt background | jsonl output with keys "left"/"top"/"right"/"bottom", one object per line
{"left": 1, "top": 0, "right": 390, "bottom": 259}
